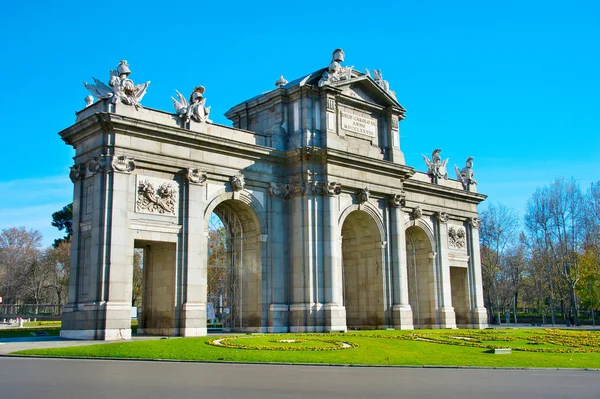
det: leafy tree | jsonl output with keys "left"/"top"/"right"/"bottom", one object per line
{"left": 51, "top": 203, "right": 73, "bottom": 248}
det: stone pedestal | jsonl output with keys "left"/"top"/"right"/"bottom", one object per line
{"left": 323, "top": 304, "right": 347, "bottom": 332}
{"left": 391, "top": 304, "right": 414, "bottom": 330}
{"left": 439, "top": 306, "right": 457, "bottom": 329}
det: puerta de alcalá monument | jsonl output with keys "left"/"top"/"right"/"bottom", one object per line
{"left": 60, "top": 50, "right": 487, "bottom": 340}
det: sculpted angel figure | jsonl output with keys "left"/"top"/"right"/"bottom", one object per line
{"left": 172, "top": 86, "right": 212, "bottom": 123}
{"left": 83, "top": 60, "right": 150, "bottom": 108}
{"left": 455, "top": 157, "right": 478, "bottom": 190}
{"left": 423, "top": 149, "right": 448, "bottom": 182}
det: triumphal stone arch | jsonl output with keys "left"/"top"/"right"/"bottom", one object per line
{"left": 61, "top": 51, "right": 487, "bottom": 340}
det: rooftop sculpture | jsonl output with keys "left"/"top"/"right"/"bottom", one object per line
{"left": 318, "top": 48, "right": 354, "bottom": 87}
{"left": 83, "top": 60, "right": 150, "bottom": 108}
{"left": 455, "top": 157, "right": 478, "bottom": 191}
{"left": 172, "top": 86, "right": 212, "bottom": 123}
{"left": 423, "top": 149, "right": 449, "bottom": 182}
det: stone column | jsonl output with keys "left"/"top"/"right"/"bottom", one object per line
{"left": 389, "top": 194, "right": 413, "bottom": 329}
{"left": 321, "top": 182, "right": 346, "bottom": 332}
{"left": 436, "top": 212, "right": 456, "bottom": 329}
{"left": 467, "top": 217, "right": 488, "bottom": 328}
{"left": 180, "top": 169, "right": 207, "bottom": 336}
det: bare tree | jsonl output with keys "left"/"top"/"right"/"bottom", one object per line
{"left": 0, "top": 227, "right": 44, "bottom": 307}
{"left": 479, "top": 202, "right": 520, "bottom": 324}
{"left": 45, "top": 240, "right": 71, "bottom": 307}
{"left": 525, "top": 177, "right": 586, "bottom": 325}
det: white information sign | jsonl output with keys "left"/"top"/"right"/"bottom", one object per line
{"left": 340, "top": 111, "right": 378, "bottom": 137}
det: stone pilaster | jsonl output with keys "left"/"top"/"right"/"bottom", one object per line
{"left": 436, "top": 212, "right": 457, "bottom": 329}
{"left": 180, "top": 171, "right": 207, "bottom": 336}
{"left": 389, "top": 196, "right": 413, "bottom": 329}
{"left": 323, "top": 185, "right": 346, "bottom": 332}
{"left": 60, "top": 164, "right": 85, "bottom": 335}
{"left": 467, "top": 217, "right": 488, "bottom": 328}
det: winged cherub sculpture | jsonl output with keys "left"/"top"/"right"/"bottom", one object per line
{"left": 83, "top": 60, "right": 150, "bottom": 109}
{"left": 423, "top": 149, "right": 449, "bottom": 183}
{"left": 172, "top": 86, "right": 212, "bottom": 123}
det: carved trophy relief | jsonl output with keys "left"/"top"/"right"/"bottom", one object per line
{"left": 448, "top": 226, "right": 467, "bottom": 250}
{"left": 136, "top": 177, "right": 178, "bottom": 216}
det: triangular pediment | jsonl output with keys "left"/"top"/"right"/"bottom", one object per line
{"left": 332, "top": 76, "right": 405, "bottom": 111}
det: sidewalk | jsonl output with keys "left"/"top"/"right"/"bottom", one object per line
{"left": 0, "top": 334, "right": 164, "bottom": 355}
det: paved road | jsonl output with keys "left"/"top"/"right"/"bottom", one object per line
{"left": 0, "top": 357, "right": 598, "bottom": 399}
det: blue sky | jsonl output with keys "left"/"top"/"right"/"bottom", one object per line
{"left": 1, "top": 1, "right": 598, "bottom": 247}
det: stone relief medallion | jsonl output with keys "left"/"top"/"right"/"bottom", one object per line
{"left": 136, "top": 176, "right": 179, "bottom": 217}
{"left": 69, "top": 164, "right": 85, "bottom": 183}
{"left": 356, "top": 188, "right": 369, "bottom": 204}
{"left": 111, "top": 156, "right": 135, "bottom": 173}
{"left": 448, "top": 225, "right": 466, "bottom": 250}
{"left": 230, "top": 173, "right": 245, "bottom": 192}
{"left": 269, "top": 182, "right": 305, "bottom": 199}
{"left": 187, "top": 168, "right": 207, "bottom": 185}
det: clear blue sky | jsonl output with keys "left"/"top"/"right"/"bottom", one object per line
{"left": 1, "top": 1, "right": 598, "bottom": 247}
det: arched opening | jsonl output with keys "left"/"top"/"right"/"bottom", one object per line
{"left": 405, "top": 226, "right": 437, "bottom": 328}
{"left": 206, "top": 199, "right": 263, "bottom": 331}
{"left": 341, "top": 210, "right": 385, "bottom": 329}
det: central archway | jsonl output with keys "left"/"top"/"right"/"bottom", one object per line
{"left": 341, "top": 210, "right": 385, "bottom": 329}
{"left": 206, "top": 198, "right": 263, "bottom": 331}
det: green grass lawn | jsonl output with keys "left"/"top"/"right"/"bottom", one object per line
{"left": 11, "top": 328, "right": 600, "bottom": 368}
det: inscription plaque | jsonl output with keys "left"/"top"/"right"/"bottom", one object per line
{"left": 340, "top": 111, "right": 378, "bottom": 137}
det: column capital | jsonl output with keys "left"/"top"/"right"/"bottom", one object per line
{"left": 312, "top": 181, "right": 341, "bottom": 196}
{"left": 186, "top": 168, "right": 208, "bottom": 185}
{"left": 389, "top": 191, "right": 406, "bottom": 208}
